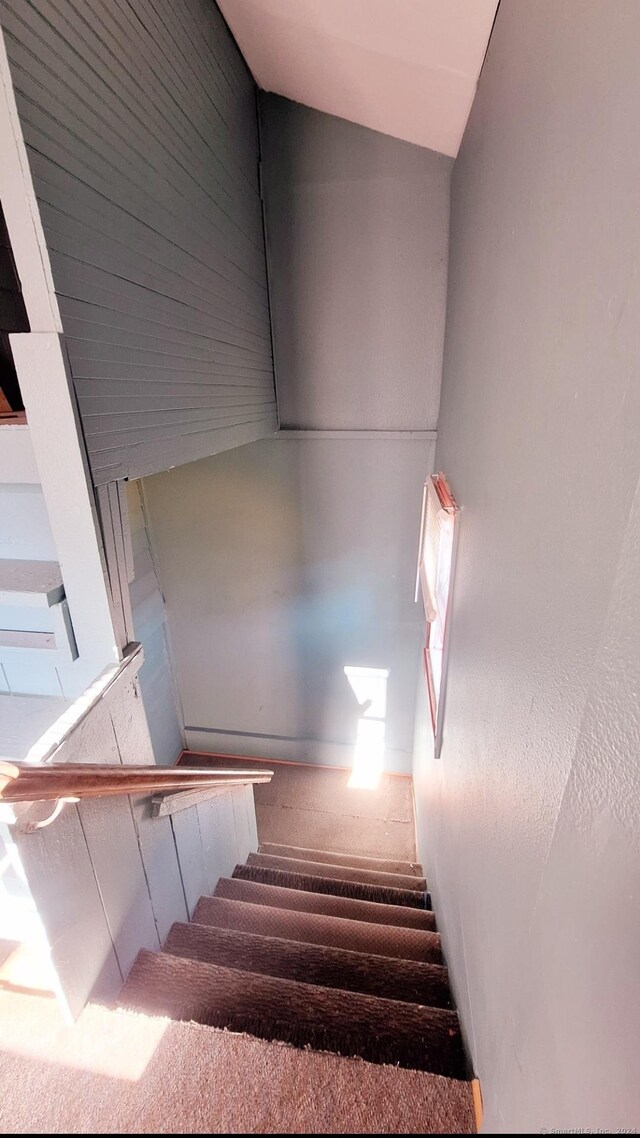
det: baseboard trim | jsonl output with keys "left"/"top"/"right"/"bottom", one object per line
{"left": 184, "top": 728, "right": 412, "bottom": 776}
{"left": 471, "top": 1078, "right": 483, "bottom": 1132}
{"left": 410, "top": 777, "right": 422, "bottom": 867}
{"left": 277, "top": 429, "right": 437, "bottom": 441}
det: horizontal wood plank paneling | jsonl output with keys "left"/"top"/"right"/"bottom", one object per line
{"left": 3, "top": 0, "right": 276, "bottom": 483}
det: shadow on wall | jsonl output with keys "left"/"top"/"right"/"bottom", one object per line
{"left": 259, "top": 92, "right": 451, "bottom": 433}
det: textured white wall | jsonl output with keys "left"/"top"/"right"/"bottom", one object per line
{"left": 414, "top": 1, "right": 640, "bottom": 1130}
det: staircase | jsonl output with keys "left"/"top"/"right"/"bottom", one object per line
{"left": 119, "top": 841, "right": 472, "bottom": 1089}
{"left": 0, "top": 814, "right": 478, "bottom": 1131}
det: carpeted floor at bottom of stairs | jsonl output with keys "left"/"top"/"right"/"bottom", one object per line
{"left": 0, "top": 989, "right": 475, "bottom": 1134}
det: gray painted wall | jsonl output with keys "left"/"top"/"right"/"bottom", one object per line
{"left": 414, "top": 1, "right": 640, "bottom": 1131}
{"left": 260, "top": 94, "right": 451, "bottom": 431}
{"left": 144, "top": 434, "right": 433, "bottom": 773}
{"left": 2, "top": 0, "right": 276, "bottom": 483}
{"left": 143, "top": 100, "right": 450, "bottom": 775}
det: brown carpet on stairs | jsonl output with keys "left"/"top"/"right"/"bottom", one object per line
{"left": 164, "top": 921, "right": 452, "bottom": 1006}
{"left": 232, "top": 862, "right": 429, "bottom": 908}
{"left": 246, "top": 850, "right": 427, "bottom": 891}
{"left": 0, "top": 990, "right": 475, "bottom": 1134}
{"left": 1, "top": 756, "right": 474, "bottom": 1132}
{"left": 119, "top": 950, "right": 468, "bottom": 1079}
{"left": 194, "top": 894, "right": 443, "bottom": 962}
{"left": 214, "top": 875, "right": 437, "bottom": 930}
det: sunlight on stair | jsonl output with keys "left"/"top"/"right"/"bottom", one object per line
{"left": 0, "top": 992, "right": 169, "bottom": 1081}
{"left": 343, "top": 666, "right": 389, "bottom": 790}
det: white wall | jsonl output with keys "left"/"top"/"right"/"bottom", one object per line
{"left": 219, "top": 0, "right": 499, "bottom": 158}
{"left": 414, "top": 1, "right": 640, "bottom": 1130}
{"left": 261, "top": 94, "right": 451, "bottom": 431}
{"left": 145, "top": 434, "right": 433, "bottom": 772}
{"left": 144, "top": 96, "right": 451, "bottom": 774}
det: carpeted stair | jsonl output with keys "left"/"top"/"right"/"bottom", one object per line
{"left": 230, "top": 862, "right": 431, "bottom": 908}
{"left": 215, "top": 874, "right": 437, "bottom": 930}
{"left": 119, "top": 842, "right": 471, "bottom": 1086}
{"left": 245, "top": 850, "right": 428, "bottom": 891}
{"left": 163, "top": 922, "right": 452, "bottom": 1006}
{"left": 192, "top": 894, "right": 442, "bottom": 961}
{"left": 0, "top": 990, "right": 477, "bottom": 1134}
{"left": 259, "top": 841, "right": 425, "bottom": 876}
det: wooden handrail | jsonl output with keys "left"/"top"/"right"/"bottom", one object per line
{"left": 0, "top": 761, "right": 273, "bottom": 803}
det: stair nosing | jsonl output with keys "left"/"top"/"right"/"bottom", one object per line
{"left": 258, "top": 842, "right": 424, "bottom": 877}
{"left": 247, "top": 851, "right": 427, "bottom": 891}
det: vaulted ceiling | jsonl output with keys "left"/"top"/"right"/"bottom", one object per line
{"left": 217, "top": 0, "right": 499, "bottom": 157}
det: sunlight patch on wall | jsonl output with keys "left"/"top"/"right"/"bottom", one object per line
{"left": 344, "top": 665, "right": 389, "bottom": 790}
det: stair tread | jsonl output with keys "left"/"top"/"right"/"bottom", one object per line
{"left": 164, "top": 920, "right": 451, "bottom": 1007}
{"left": 233, "top": 863, "right": 429, "bottom": 909}
{"left": 247, "top": 851, "right": 427, "bottom": 891}
{"left": 0, "top": 990, "right": 476, "bottom": 1133}
{"left": 215, "top": 876, "right": 436, "bottom": 930}
{"left": 195, "top": 894, "right": 441, "bottom": 961}
{"left": 259, "top": 842, "right": 424, "bottom": 877}
{"left": 120, "top": 950, "right": 468, "bottom": 1079}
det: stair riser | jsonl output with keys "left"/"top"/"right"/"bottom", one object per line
{"left": 248, "top": 852, "right": 427, "bottom": 891}
{"left": 233, "top": 864, "right": 431, "bottom": 909}
{"left": 120, "top": 952, "right": 468, "bottom": 1079}
{"left": 195, "top": 895, "right": 443, "bottom": 963}
{"left": 259, "top": 842, "right": 424, "bottom": 877}
{"left": 164, "top": 921, "right": 452, "bottom": 1008}
{"left": 215, "top": 877, "right": 437, "bottom": 931}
